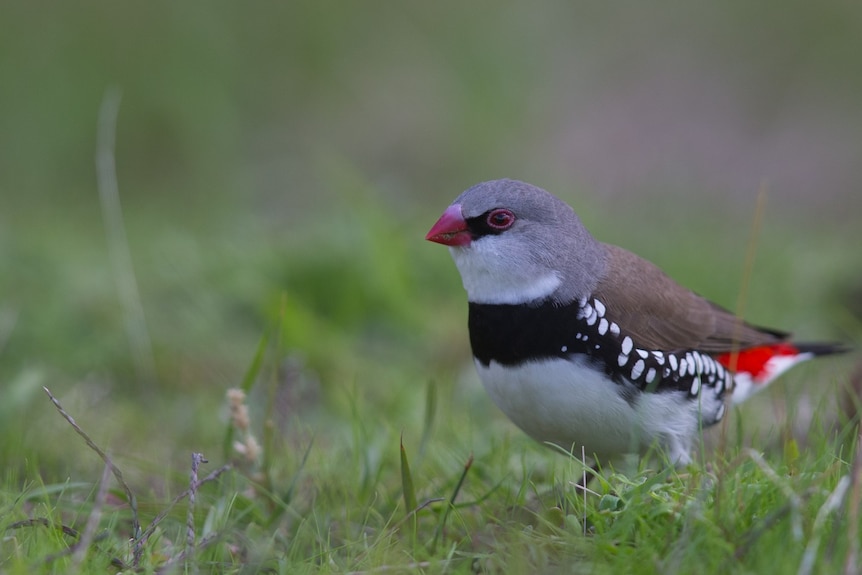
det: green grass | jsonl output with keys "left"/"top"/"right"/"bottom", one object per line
{"left": 2, "top": 4, "right": 861, "bottom": 569}
{"left": 1, "top": 155, "right": 860, "bottom": 573}
{"left": 1, "top": 371, "right": 859, "bottom": 573}
{"left": 1, "top": 186, "right": 859, "bottom": 572}
{"left": 0, "top": 169, "right": 859, "bottom": 573}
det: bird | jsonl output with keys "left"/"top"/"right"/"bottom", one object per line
{"left": 425, "top": 178, "right": 849, "bottom": 466}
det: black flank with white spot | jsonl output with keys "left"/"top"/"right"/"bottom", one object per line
{"left": 468, "top": 297, "right": 733, "bottom": 407}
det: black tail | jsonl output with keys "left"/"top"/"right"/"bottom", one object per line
{"left": 794, "top": 342, "right": 853, "bottom": 358}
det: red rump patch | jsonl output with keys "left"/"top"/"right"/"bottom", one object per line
{"left": 716, "top": 343, "right": 799, "bottom": 382}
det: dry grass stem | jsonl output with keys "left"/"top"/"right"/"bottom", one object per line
{"left": 7, "top": 518, "right": 79, "bottom": 539}
{"left": 186, "top": 453, "right": 207, "bottom": 557}
{"left": 139, "top": 463, "right": 233, "bottom": 546}
{"left": 43, "top": 386, "right": 143, "bottom": 564}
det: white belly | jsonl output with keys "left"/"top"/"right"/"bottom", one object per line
{"left": 475, "top": 357, "right": 701, "bottom": 464}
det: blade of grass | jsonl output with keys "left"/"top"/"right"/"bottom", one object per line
{"left": 432, "top": 453, "right": 473, "bottom": 553}
{"left": 799, "top": 475, "right": 851, "bottom": 575}
{"left": 418, "top": 380, "right": 437, "bottom": 462}
{"left": 399, "top": 432, "right": 420, "bottom": 551}
{"left": 282, "top": 438, "right": 314, "bottom": 506}
{"left": 400, "top": 433, "right": 418, "bottom": 515}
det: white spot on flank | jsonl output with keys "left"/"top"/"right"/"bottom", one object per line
{"left": 576, "top": 332, "right": 583, "bottom": 340}
{"left": 593, "top": 299, "right": 606, "bottom": 317}
{"left": 715, "top": 402, "right": 726, "bottom": 421}
{"left": 678, "top": 358, "right": 687, "bottom": 375}
{"left": 609, "top": 322, "right": 620, "bottom": 335}
{"left": 618, "top": 353, "right": 628, "bottom": 367}
{"left": 668, "top": 355, "right": 678, "bottom": 371}
{"left": 636, "top": 349, "right": 649, "bottom": 359}
{"left": 598, "top": 318, "right": 609, "bottom": 335}
{"left": 645, "top": 368, "right": 657, "bottom": 383}
{"left": 580, "top": 303, "right": 593, "bottom": 320}
{"left": 621, "top": 336, "right": 633, "bottom": 355}
{"left": 586, "top": 307, "right": 598, "bottom": 326}
{"left": 652, "top": 351, "right": 665, "bottom": 364}
{"left": 690, "top": 377, "right": 701, "bottom": 396}
{"left": 631, "top": 359, "right": 645, "bottom": 380}
{"left": 561, "top": 345, "right": 568, "bottom": 353}
{"left": 693, "top": 353, "right": 703, "bottom": 374}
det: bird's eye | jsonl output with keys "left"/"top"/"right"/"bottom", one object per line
{"left": 486, "top": 208, "right": 515, "bottom": 230}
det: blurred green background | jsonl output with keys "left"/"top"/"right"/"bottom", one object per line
{"left": 1, "top": 1, "right": 860, "bottom": 484}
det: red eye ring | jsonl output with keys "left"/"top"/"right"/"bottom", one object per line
{"left": 486, "top": 208, "right": 515, "bottom": 230}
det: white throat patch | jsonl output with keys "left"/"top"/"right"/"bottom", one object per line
{"left": 449, "top": 244, "right": 561, "bottom": 304}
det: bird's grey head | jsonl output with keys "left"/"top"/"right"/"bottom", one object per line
{"left": 426, "top": 179, "right": 607, "bottom": 305}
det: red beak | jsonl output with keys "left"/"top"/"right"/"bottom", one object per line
{"left": 425, "top": 204, "right": 472, "bottom": 246}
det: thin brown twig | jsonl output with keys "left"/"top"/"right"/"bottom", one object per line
{"left": 42, "top": 386, "right": 143, "bottom": 564}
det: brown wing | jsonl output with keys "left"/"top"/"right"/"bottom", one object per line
{"left": 592, "top": 244, "right": 787, "bottom": 352}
